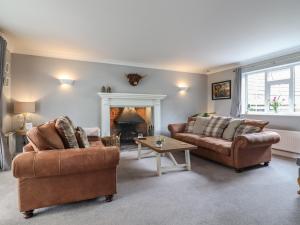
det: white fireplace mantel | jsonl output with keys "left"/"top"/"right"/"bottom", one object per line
{"left": 98, "top": 93, "right": 167, "bottom": 136}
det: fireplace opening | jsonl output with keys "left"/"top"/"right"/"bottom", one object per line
{"left": 110, "top": 107, "right": 153, "bottom": 143}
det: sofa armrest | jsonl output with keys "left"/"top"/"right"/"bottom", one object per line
{"left": 12, "top": 145, "right": 120, "bottom": 179}
{"left": 168, "top": 123, "right": 186, "bottom": 137}
{"left": 233, "top": 131, "right": 280, "bottom": 149}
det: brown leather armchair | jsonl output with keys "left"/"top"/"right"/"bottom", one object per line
{"left": 12, "top": 140, "right": 120, "bottom": 218}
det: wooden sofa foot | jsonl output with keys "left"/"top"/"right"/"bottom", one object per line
{"left": 22, "top": 210, "right": 34, "bottom": 219}
{"left": 235, "top": 168, "right": 243, "bottom": 173}
{"left": 105, "top": 195, "right": 113, "bottom": 202}
{"left": 264, "top": 162, "right": 270, "bottom": 166}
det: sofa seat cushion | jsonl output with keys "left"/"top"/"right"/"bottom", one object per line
{"left": 174, "top": 133, "right": 232, "bottom": 156}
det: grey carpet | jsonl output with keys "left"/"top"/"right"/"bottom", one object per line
{"left": 0, "top": 150, "right": 299, "bottom": 225}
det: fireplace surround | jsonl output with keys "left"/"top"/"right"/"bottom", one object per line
{"left": 98, "top": 93, "right": 167, "bottom": 137}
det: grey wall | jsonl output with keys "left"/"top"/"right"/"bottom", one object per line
{"left": 11, "top": 54, "right": 207, "bottom": 134}
{"left": 207, "top": 69, "right": 235, "bottom": 116}
{"left": 2, "top": 50, "right": 12, "bottom": 133}
{"left": 208, "top": 69, "right": 300, "bottom": 131}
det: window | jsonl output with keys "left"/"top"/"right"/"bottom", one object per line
{"left": 242, "top": 63, "right": 300, "bottom": 114}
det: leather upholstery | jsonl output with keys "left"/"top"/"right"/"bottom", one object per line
{"left": 169, "top": 120, "right": 280, "bottom": 170}
{"left": 13, "top": 136, "right": 120, "bottom": 213}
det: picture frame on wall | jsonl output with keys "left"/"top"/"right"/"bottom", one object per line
{"left": 211, "top": 80, "right": 231, "bottom": 100}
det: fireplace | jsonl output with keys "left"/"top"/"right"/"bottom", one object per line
{"left": 110, "top": 107, "right": 153, "bottom": 143}
{"left": 98, "top": 93, "right": 167, "bottom": 137}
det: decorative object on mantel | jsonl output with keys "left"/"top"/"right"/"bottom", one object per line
{"left": 126, "top": 73, "right": 145, "bottom": 86}
{"left": 212, "top": 80, "right": 231, "bottom": 100}
{"left": 107, "top": 86, "right": 112, "bottom": 93}
{"left": 101, "top": 86, "right": 106, "bottom": 92}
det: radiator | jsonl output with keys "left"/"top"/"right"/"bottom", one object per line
{"left": 265, "top": 128, "right": 300, "bottom": 154}
{"left": 4, "top": 132, "right": 16, "bottom": 158}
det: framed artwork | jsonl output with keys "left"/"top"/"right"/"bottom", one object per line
{"left": 211, "top": 80, "right": 231, "bottom": 100}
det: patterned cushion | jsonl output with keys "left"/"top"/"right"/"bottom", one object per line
{"left": 234, "top": 124, "right": 261, "bottom": 139}
{"left": 222, "top": 119, "right": 244, "bottom": 141}
{"left": 192, "top": 117, "right": 210, "bottom": 135}
{"left": 75, "top": 126, "right": 90, "bottom": 148}
{"left": 184, "top": 120, "right": 195, "bottom": 133}
{"left": 55, "top": 116, "right": 79, "bottom": 148}
{"left": 203, "top": 116, "right": 231, "bottom": 138}
{"left": 27, "top": 120, "right": 65, "bottom": 151}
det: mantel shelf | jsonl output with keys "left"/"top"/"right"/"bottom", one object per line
{"left": 98, "top": 92, "right": 167, "bottom": 100}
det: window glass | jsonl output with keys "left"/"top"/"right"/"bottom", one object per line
{"left": 247, "top": 72, "right": 265, "bottom": 112}
{"left": 295, "top": 65, "right": 300, "bottom": 112}
{"left": 267, "top": 68, "right": 290, "bottom": 81}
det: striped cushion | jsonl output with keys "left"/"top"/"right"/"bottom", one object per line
{"left": 234, "top": 124, "right": 261, "bottom": 139}
{"left": 185, "top": 120, "right": 195, "bottom": 133}
{"left": 203, "top": 116, "right": 231, "bottom": 138}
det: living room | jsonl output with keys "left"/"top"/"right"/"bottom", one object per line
{"left": 0, "top": 1, "right": 299, "bottom": 225}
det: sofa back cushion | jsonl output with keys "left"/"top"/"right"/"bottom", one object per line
{"left": 243, "top": 119, "right": 269, "bottom": 129}
{"left": 75, "top": 126, "right": 90, "bottom": 148}
{"left": 203, "top": 116, "right": 231, "bottom": 138}
{"left": 222, "top": 119, "right": 244, "bottom": 141}
{"left": 55, "top": 116, "right": 79, "bottom": 148}
{"left": 192, "top": 117, "right": 210, "bottom": 135}
{"left": 27, "top": 120, "right": 65, "bottom": 151}
{"left": 234, "top": 124, "right": 261, "bottom": 139}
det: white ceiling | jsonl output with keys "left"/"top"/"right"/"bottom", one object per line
{"left": 1, "top": 0, "right": 300, "bottom": 74}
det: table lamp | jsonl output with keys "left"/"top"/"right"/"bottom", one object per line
{"left": 14, "top": 101, "right": 36, "bottom": 131}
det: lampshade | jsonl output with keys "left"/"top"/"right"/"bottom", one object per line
{"left": 14, "top": 102, "right": 36, "bottom": 114}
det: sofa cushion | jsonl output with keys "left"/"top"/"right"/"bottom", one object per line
{"left": 234, "top": 124, "right": 261, "bottom": 139}
{"left": 192, "top": 116, "right": 210, "bottom": 135}
{"left": 75, "top": 126, "right": 90, "bottom": 148}
{"left": 184, "top": 120, "right": 195, "bottom": 133}
{"left": 55, "top": 116, "right": 79, "bottom": 148}
{"left": 174, "top": 133, "right": 232, "bottom": 156}
{"left": 222, "top": 119, "right": 244, "bottom": 141}
{"left": 203, "top": 116, "right": 231, "bottom": 138}
{"left": 27, "top": 120, "right": 65, "bottom": 151}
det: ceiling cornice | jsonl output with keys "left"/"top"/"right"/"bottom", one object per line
{"left": 206, "top": 45, "right": 300, "bottom": 75}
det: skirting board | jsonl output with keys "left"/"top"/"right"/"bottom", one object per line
{"left": 272, "top": 148, "right": 300, "bottom": 159}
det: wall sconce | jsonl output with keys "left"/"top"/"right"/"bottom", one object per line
{"left": 59, "top": 78, "right": 74, "bottom": 86}
{"left": 178, "top": 84, "right": 189, "bottom": 95}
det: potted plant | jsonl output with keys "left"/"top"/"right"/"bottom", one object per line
{"left": 269, "top": 96, "right": 285, "bottom": 113}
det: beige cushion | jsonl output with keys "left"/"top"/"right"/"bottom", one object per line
{"left": 55, "top": 116, "right": 79, "bottom": 148}
{"left": 234, "top": 124, "right": 261, "bottom": 139}
{"left": 192, "top": 117, "right": 210, "bottom": 135}
{"left": 27, "top": 120, "right": 65, "bottom": 151}
{"left": 222, "top": 119, "right": 244, "bottom": 141}
{"left": 184, "top": 120, "right": 195, "bottom": 133}
{"left": 75, "top": 126, "right": 90, "bottom": 148}
{"left": 203, "top": 116, "right": 231, "bottom": 138}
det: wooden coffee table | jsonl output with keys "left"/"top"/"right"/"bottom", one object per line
{"left": 134, "top": 136, "right": 197, "bottom": 176}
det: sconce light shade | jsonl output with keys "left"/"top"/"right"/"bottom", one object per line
{"left": 179, "top": 86, "right": 189, "bottom": 92}
{"left": 14, "top": 102, "right": 36, "bottom": 114}
{"left": 59, "top": 78, "right": 74, "bottom": 86}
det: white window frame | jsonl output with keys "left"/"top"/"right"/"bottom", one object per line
{"left": 242, "top": 62, "right": 300, "bottom": 116}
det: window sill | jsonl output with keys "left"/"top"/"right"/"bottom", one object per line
{"left": 243, "top": 112, "right": 300, "bottom": 117}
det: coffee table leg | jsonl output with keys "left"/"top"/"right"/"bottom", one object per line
{"left": 156, "top": 153, "right": 162, "bottom": 176}
{"left": 137, "top": 143, "right": 142, "bottom": 160}
{"left": 185, "top": 150, "right": 191, "bottom": 171}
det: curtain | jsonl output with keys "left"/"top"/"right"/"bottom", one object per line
{"left": 0, "top": 36, "right": 10, "bottom": 171}
{"left": 230, "top": 67, "right": 242, "bottom": 118}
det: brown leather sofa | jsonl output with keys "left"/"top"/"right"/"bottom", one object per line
{"left": 168, "top": 119, "right": 280, "bottom": 172}
{"left": 12, "top": 137, "right": 120, "bottom": 218}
